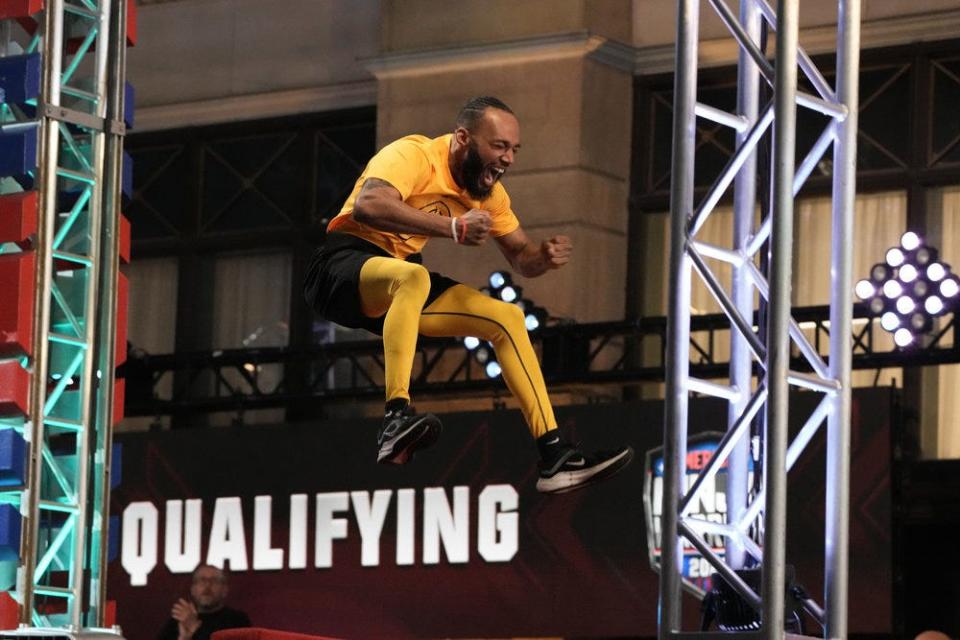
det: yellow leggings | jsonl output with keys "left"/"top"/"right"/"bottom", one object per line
{"left": 358, "top": 256, "right": 557, "bottom": 438}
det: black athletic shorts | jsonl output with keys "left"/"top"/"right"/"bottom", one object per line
{"left": 302, "top": 232, "right": 460, "bottom": 335}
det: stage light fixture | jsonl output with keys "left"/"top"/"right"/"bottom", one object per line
{"left": 500, "top": 285, "right": 520, "bottom": 303}
{"left": 915, "top": 246, "right": 936, "bottom": 266}
{"left": 894, "top": 328, "right": 914, "bottom": 347}
{"left": 870, "top": 263, "right": 890, "bottom": 282}
{"left": 925, "top": 295, "right": 945, "bottom": 315}
{"left": 886, "top": 247, "right": 905, "bottom": 267}
{"left": 474, "top": 344, "right": 492, "bottom": 364}
{"left": 927, "top": 263, "right": 946, "bottom": 282}
{"left": 525, "top": 306, "right": 548, "bottom": 331}
{"left": 467, "top": 271, "right": 549, "bottom": 375}
{"left": 880, "top": 312, "right": 899, "bottom": 331}
{"left": 941, "top": 277, "right": 960, "bottom": 299}
{"left": 910, "top": 312, "right": 931, "bottom": 333}
{"left": 901, "top": 231, "right": 921, "bottom": 251}
{"left": 899, "top": 263, "right": 918, "bottom": 283}
{"left": 882, "top": 280, "right": 902, "bottom": 299}
{"left": 858, "top": 232, "right": 959, "bottom": 349}
{"left": 896, "top": 296, "right": 915, "bottom": 315}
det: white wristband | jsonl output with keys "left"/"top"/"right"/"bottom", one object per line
{"left": 451, "top": 217, "right": 459, "bottom": 243}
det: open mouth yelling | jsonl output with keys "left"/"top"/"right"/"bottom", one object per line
{"left": 482, "top": 165, "right": 505, "bottom": 188}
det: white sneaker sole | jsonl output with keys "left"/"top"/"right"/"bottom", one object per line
{"left": 535, "top": 447, "right": 634, "bottom": 494}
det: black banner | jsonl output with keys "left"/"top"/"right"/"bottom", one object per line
{"left": 108, "top": 388, "right": 894, "bottom": 639}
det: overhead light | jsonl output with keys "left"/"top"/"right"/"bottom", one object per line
{"left": 880, "top": 312, "right": 899, "bottom": 331}
{"left": 855, "top": 279, "right": 875, "bottom": 300}
{"left": 894, "top": 327, "right": 914, "bottom": 348}
{"left": 525, "top": 306, "right": 548, "bottom": 332}
{"left": 896, "top": 296, "right": 915, "bottom": 315}
{"left": 898, "top": 263, "right": 918, "bottom": 283}
{"left": 882, "top": 280, "right": 902, "bottom": 299}
{"left": 474, "top": 344, "right": 492, "bottom": 364}
{"left": 915, "top": 246, "right": 936, "bottom": 266}
{"left": 941, "top": 278, "right": 960, "bottom": 299}
{"left": 859, "top": 234, "right": 956, "bottom": 348}
{"left": 500, "top": 285, "right": 520, "bottom": 303}
{"left": 489, "top": 271, "right": 509, "bottom": 289}
{"left": 886, "top": 247, "right": 905, "bottom": 267}
{"left": 901, "top": 231, "right": 921, "bottom": 251}
{"left": 927, "top": 263, "right": 946, "bottom": 282}
{"left": 925, "top": 296, "right": 944, "bottom": 315}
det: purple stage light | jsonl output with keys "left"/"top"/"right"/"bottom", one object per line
{"left": 901, "top": 231, "right": 921, "bottom": 251}
{"left": 915, "top": 246, "right": 935, "bottom": 266}
{"left": 855, "top": 279, "right": 875, "bottom": 300}
{"left": 886, "top": 247, "right": 905, "bottom": 267}
{"left": 909, "top": 312, "right": 930, "bottom": 332}
{"left": 927, "top": 263, "right": 946, "bottom": 282}
{"left": 883, "top": 280, "right": 903, "bottom": 299}
{"left": 870, "top": 263, "right": 890, "bottom": 282}
{"left": 925, "top": 296, "right": 945, "bottom": 315}
{"left": 880, "top": 312, "right": 899, "bottom": 331}
{"left": 894, "top": 328, "right": 914, "bottom": 347}
{"left": 941, "top": 278, "right": 960, "bottom": 299}
{"left": 860, "top": 234, "right": 956, "bottom": 347}
{"left": 899, "top": 263, "right": 918, "bottom": 283}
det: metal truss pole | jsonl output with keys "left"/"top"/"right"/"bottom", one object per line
{"left": 826, "top": 2, "right": 860, "bottom": 638}
{"left": 659, "top": 0, "right": 698, "bottom": 633}
{"left": 762, "top": 1, "right": 799, "bottom": 635}
{"left": 89, "top": 0, "right": 128, "bottom": 626}
{"left": 21, "top": 0, "right": 66, "bottom": 624}
{"left": 660, "top": 0, "right": 860, "bottom": 637}
{"left": 726, "top": 0, "right": 762, "bottom": 571}
{"left": 14, "top": 0, "right": 123, "bottom": 632}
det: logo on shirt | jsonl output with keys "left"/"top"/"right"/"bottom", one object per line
{"left": 420, "top": 201, "right": 452, "bottom": 218}
{"left": 396, "top": 201, "right": 454, "bottom": 243}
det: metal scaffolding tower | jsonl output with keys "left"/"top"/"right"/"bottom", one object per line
{"left": 0, "top": 0, "right": 128, "bottom": 634}
{"left": 659, "top": 0, "right": 860, "bottom": 638}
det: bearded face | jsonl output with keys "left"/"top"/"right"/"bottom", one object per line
{"left": 452, "top": 107, "right": 519, "bottom": 199}
{"left": 460, "top": 140, "right": 503, "bottom": 200}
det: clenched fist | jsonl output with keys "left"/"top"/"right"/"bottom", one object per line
{"left": 541, "top": 235, "right": 572, "bottom": 268}
{"left": 456, "top": 209, "right": 492, "bottom": 246}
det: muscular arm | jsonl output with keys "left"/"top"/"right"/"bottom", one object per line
{"left": 353, "top": 178, "right": 492, "bottom": 245}
{"left": 495, "top": 227, "right": 572, "bottom": 278}
{"left": 352, "top": 178, "right": 452, "bottom": 237}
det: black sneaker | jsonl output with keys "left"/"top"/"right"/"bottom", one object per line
{"left": 535, "top": 444, "right": 634, "bottom": 494}
{"left": 377, "top": 405, "right": 442, "bottom": 465}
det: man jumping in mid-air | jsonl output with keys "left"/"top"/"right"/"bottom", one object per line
{"left": 304, "top": 96, "right": 632, "bottom": 493}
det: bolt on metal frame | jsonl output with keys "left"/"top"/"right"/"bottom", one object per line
{"left": 659, "top": 1, "right": 860, "bottom": 638}
{"left": 0, "top": 0, "right": 127, "bottom": 632}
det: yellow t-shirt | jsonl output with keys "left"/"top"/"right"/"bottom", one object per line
{"left": 327, "top": 133, "right": 520, "bottom": 259}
